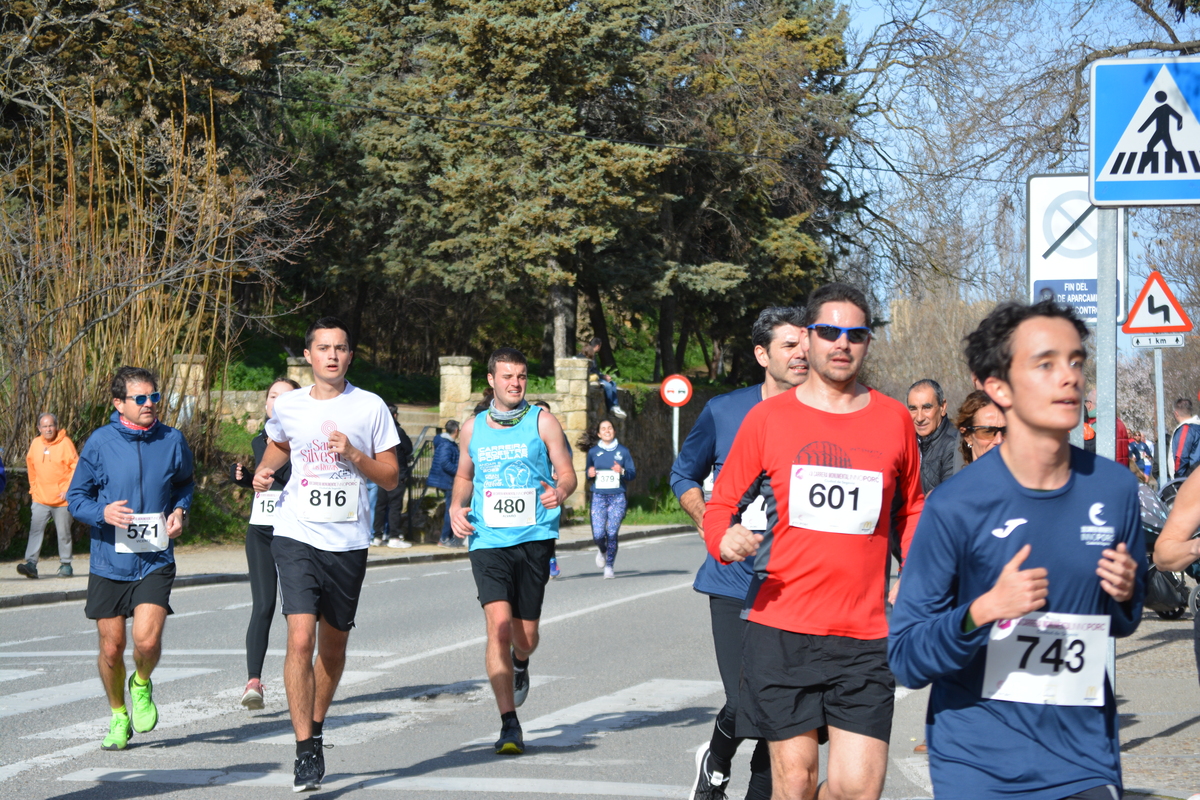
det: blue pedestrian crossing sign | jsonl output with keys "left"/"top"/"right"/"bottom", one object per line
{"left": 1091, "top": 56, "right": 1200, "bottom": 205}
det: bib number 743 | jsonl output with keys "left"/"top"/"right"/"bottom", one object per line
{"left": 983, "top": 611, "right": 1108, "bottom": 706}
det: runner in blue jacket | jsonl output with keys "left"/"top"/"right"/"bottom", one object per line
{"left": 67, "top": 366, "right": 194, "bottom": 752}
{"left": 584, "top": 420, "right": 636, "bottom": 578}
{"left": 890, "top": 300, "right": 1144, "bottom": 800}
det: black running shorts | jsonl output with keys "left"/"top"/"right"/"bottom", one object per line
{"left": 85, "top": 562, "right": 176, "bottom": 620}
{"left": 738, "top": 622, "right": 895, "bottom": 743}
{"left": 271, "top": 536, "right": 368, "bottom": 632}
{"left": 469, "top": 538, "right": 555, "bottom": 620}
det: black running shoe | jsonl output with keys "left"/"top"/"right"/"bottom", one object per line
{"left": 293, "top": 751, "right": 322, "bottom": 792}
{"left": 689, "top": 743, "right": 730, "bottom": 800}
{"left": 494, "top": 718, "right": 524, "bottom": 755}
{"left": 313, "top": 735, "right": 329, "bottom": 784}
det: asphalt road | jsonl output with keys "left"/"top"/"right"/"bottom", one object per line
{"left": 0, "top": 532, "right": 942, "bottom": 799}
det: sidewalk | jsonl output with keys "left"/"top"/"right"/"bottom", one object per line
{"left": 0, "top": 523, "right": 695, "bottom": 609}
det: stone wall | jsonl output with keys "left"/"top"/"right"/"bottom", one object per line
{"left": 437, "top": 355, "right": 722, "bottom": 510}
{"left": 208, "top": 390, "right": 268, "bottom": 431}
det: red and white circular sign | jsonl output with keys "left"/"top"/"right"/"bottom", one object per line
{"left": 660, "top": 374, "right": 693, "bottom": 408}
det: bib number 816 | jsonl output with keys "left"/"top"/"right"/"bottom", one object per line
{"left": 494, "top": 498, "right": 526, "bottom": 515}
{"left": 310, "top": 490, "right": 347, "bottom": 507}
{"left": 1017, "top": 635, "right": 1086, "bottom": 673}
{"left": 808, "top": 482, "right": 860, "bottom": 511}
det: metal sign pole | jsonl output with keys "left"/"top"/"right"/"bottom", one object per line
{"left": 673, "top": 406, "right": 680, "bottom": 458}
{"left": 1156, "top": 347, "right": 1169, "bottom": 482}
{"left": 1095, "top": 208, "right": 1118, "bottom": 461}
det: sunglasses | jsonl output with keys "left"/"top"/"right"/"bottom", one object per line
{"left": 807, "top": 324, "right": 871, "bottom": 344}
{"left": 125, "top": 392, "right": 162, "bottom": 406}
{"left": 963, "top": 425, "right": 1005, "bottom": 441}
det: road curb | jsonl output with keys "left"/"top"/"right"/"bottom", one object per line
{"left": 0, "top": 525, "right": 694, "bottom": 610}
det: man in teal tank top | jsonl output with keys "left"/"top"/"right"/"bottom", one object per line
{"left": 450, "top": 347, "right": 577, "bottom": 755}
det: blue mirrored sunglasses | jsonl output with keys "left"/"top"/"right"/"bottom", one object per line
{"left": 125, "top": 392, "right": 162, "bottom": 406}
{"left": 807, "top": 324, "right": 871, "bottom": 344}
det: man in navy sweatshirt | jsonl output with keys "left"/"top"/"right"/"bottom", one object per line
{"left": 889, "top": 300, "right": 1144, "bottom": 800}
{"left": 671, "top": 306, "right": 808, "bottom": 800}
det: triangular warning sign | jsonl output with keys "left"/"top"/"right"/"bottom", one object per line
{"left": 1122, "top": 271, "right": 1193, "bottom": 333}
{"left": 1097, "top": 66, "right": 1200, "bottom": 181}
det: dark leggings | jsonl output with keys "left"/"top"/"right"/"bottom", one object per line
{"left": 708, "top": 595, "right": 772, "bottom": 800}
{"left": 245, "top": 524, "right": 278, "bottom": 680}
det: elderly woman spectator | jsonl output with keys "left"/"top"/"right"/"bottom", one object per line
{"left": 957, "top": 389, "right": 1006, "bottom": 467}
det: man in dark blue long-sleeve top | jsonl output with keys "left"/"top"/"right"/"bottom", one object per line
{"left": 670, "top": 307, "right": 808, "bottom": 800}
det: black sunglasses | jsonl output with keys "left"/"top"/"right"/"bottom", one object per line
{"left": 963, "top": 425, "right": 1005, "bottom": 441}
{"left": 807, "top": 324, "right": 871, "bottom": 344}
{"left": 125, "top": 392, "right": 162, "bottom": 406}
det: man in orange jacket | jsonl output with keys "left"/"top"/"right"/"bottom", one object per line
{"left": 20, "top": 413, "right": 79, "bottom": 579}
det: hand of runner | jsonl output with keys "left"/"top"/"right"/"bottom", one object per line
{"left": 234, "top": 463, "right": 244, "bottom": 481}
{"left": 1096, "top": 542, "right": 1138, "bottom": 603}
{"left": 888, "top": 577, "right": 901, "bottom": 606}
{"left": 970, "top": 544, "right": 1048, "bottom": 626}
{"left": 451, "top": 504, "right": 474, "bottom": 538}
{"left": 252, "top": 467, "right": 275, "bottom": 492}
{"left": 719, "top": 523, "right": 763, "bottom": 563}
{"left": 327, "top": 430, "right": 361, "bottom": 461}
{"left": 104, "top": 499, "right": 134, "bottom": 528}
{"left": 587, "top": 467, "right": 596, "bottom": 477}
{"left": 612, "top": 463, "right": 623, "bottom": 474}
{"left": 166, "top": 508, "right": 186, "bottom": 539}
{"left": 539, "top": 480, "right": 561, "bottom": 509}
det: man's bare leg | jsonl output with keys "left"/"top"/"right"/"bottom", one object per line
{"left": 817, "top": 727, "right": 887, "bottom": 800}
{"left": 313, "top": 621, "right": 350, "bottom": 724}
{"left": 130, "top": 603, "right": 167, "bottom": 681}
{"left": 767, "top": 731, "right": 819, "bottom": 800}
{"left": 96, "top": 617, "right": 128, "bottom": 709}
{"left": 483, "top": 601, "right": 540, "bottom": 712}
{"left": 283, "top": 613, "right": 318, "bottom": 740}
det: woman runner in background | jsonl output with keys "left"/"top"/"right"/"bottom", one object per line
{"left": 581, "top": 420, "right": 635, "bottom": 579}
{"left": 230, "top": 377, "right": 300, "bottom": 708}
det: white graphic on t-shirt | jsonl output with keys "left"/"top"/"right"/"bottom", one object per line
{"left": 1088, "top": 503, "right": 1106, "bottom": 526}
{"left": 991, "top": 519, "right": 1028, "bottom": 539}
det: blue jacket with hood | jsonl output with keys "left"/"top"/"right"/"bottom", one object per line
{"left": 68, "top": 412, "right": 195, "bottom": 581}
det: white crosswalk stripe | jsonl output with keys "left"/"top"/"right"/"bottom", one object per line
{"left": 0, "top": 667, "right": 217, "bottom": 719}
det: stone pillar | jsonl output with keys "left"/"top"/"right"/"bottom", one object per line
{"left": 167, "top": 355, "right": 207, "bottom": 425}
{"left": 555, "top": 356, "right": 591, "bottom": 510}
{"left": 287, "top": 356, "right": 313, "bottom": 387}
{"left": 439, "top": 356, "right": 474, "bottom": 426}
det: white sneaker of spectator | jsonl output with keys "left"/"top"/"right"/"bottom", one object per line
{"left": 387, "top": 538, "right": 412, "bottom": 549}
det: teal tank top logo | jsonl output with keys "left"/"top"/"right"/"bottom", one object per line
{"left": 469, "top": 406, "right": 560, "bottom": 550}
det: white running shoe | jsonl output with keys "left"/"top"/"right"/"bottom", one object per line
{"left": 612, "top": 405, "right": 627, "bottom": 420}
{"left": 370, "top": 536, "right": 383, "bottom": 546}
{"left": 387, "top": 539, "right": 413, "bottom": 549}
{"left": 604, "top": 566, "right": 615, "bottom": 579}
{"left": 595, "top": 552, "right": 605, "bottom": 569}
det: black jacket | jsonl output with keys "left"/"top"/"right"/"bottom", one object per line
{"left": 917, "top": 415, "right": 957, "bottom": 494}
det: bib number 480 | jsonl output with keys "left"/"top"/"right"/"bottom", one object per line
{"left": 1017, "top": 635, "right": 1086, "bottom": 674}
{"left": 494, "top": 497, "right": 525, "bottom": 515}
{"left": 808, "top": 482, "right": 860, "bottom": 511}
{"left": 310, "top": 489, "right": 347, "bottom": 508}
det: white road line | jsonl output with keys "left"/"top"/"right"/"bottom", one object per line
{"left": 59, "top": 769, "right": 690, "bottom": 796}
{"left": 895, "top": 686, "right": 912, "bottom": 702}
{"left": 422, "top": 571, "right": 449, "bottom": 577}
{"left": 0, "top": 649, "right": 392, "bottom": 658}
{"left": 373, "top": 576, "right": 411, "bottom": 584}
{"left": 0, "top": 667, "right": 217, "bottom": 719}
{"left": 464, "top": 679, "right": 722, "bottom": 748}
{"left": 0, "top": 669, "right": 41, "bottom": 683}
{"left": 373, "top": 581, "right": 691, "bottom": 671}
{"left": 0, "top": 635, "right": 63, "bottom": 648}
{"left": 0, "top": 742, "right": 98, "bottom": 782}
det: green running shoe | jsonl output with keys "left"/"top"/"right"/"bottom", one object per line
{"left": 101, "top": 712, "right": 132, "bottom": 750}
{"left": 128, "top": 674, "right": 158, "bottom": 733}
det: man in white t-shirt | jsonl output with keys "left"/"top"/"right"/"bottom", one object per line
{"left": 253, "top": 317, "right": 399, "bottom": 792}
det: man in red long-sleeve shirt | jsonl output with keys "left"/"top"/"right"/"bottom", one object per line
{"left": 705, "top": 282, "right": 924, "bottom": 800}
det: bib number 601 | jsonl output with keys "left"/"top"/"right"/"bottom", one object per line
{"left": 808, "top": 482, "right": 860, "bottom": 511}
{"left": 1017, "top": 634, "right": 1086, "bottom": 673}
{"left": 310, "top": 489, "right": 347, "bottom": 507}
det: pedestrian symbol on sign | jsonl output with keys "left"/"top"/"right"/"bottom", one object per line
{"left": 1097, "top": 66, "right": 1200, "bottom": 181}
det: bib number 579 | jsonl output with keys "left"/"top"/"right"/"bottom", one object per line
{"left": 808, "top": 482, "right": 860, "bottom": 511}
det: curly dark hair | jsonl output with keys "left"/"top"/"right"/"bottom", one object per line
{"left": 576, "top": 420, "right": 614, "bottom": 451}
{"left": 955, "top": 390, "right": 997, "bottom": 464}
{"left": 964, "top": 300, "right": 1088, "bottom": 385}
{"left": 110, "top": 366, "right": 158, "bottom": 400}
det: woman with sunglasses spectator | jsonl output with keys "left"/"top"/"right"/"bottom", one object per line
{"left": 957, "top": 389, "right": 1006, "bottom": 465}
